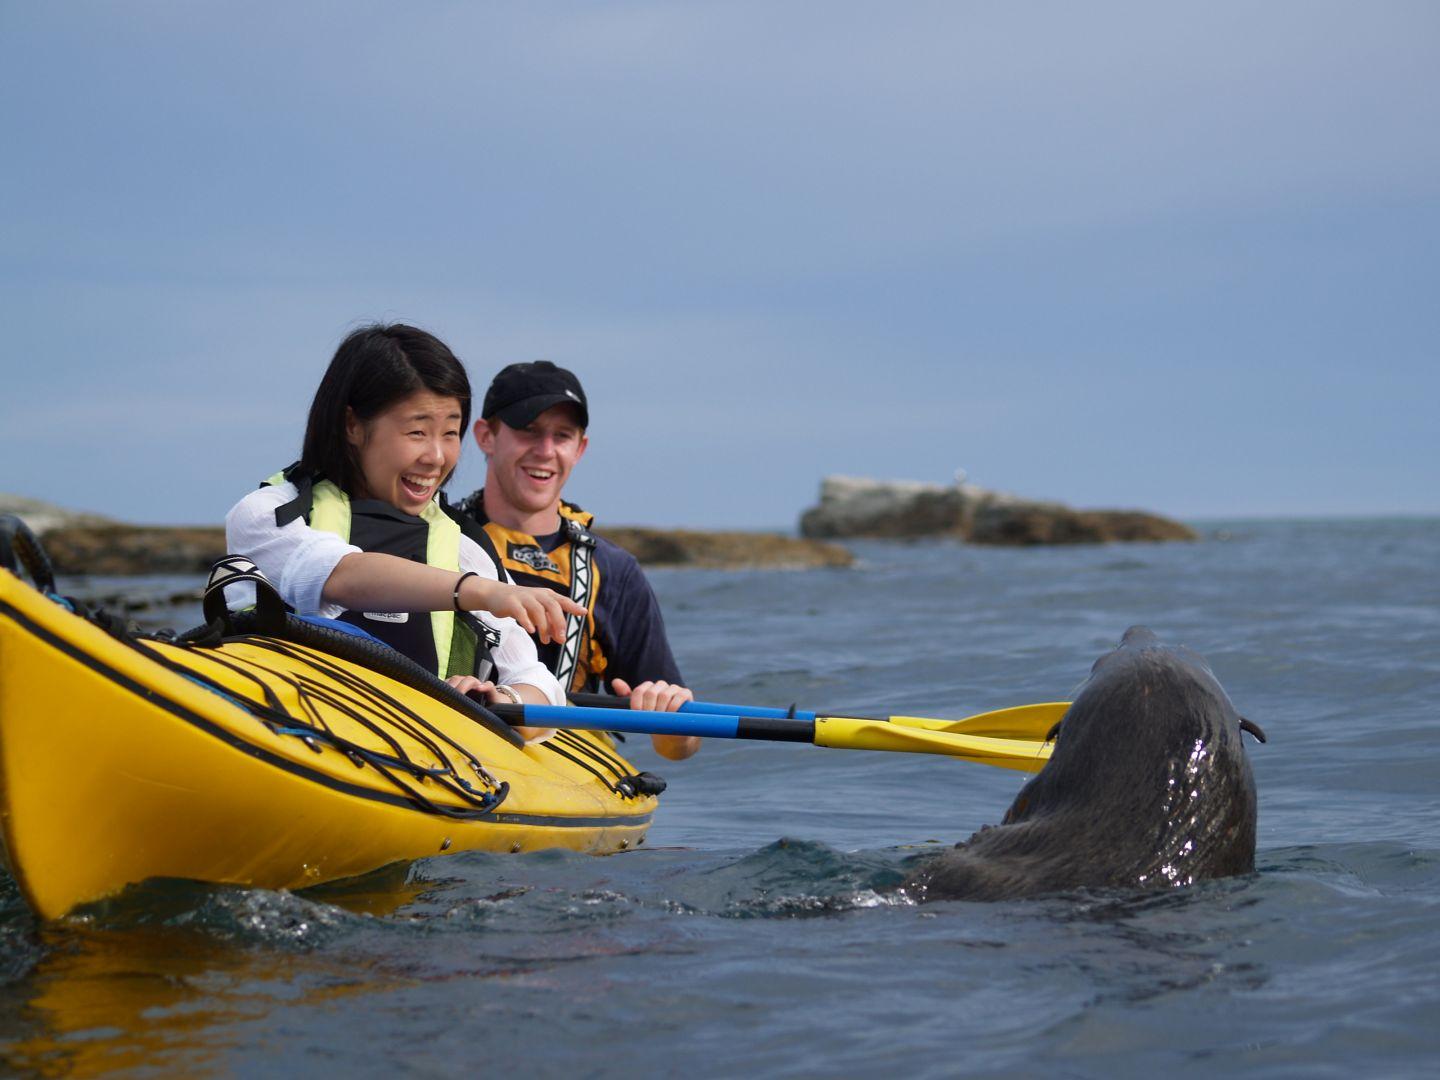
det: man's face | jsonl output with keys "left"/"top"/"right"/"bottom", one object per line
{"left": 475, "top": 403, "right": 589, "bottom": 520}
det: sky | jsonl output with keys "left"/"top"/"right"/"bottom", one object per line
{"left": 2, "top": 2, "right": 1436, "bottom": 529}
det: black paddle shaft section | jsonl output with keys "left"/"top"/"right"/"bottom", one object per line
{"left": 568, "top": 693, "right": 631, "bottom": 710}
{"left": 734, "top": 717, "right": 814, "bottom": 742}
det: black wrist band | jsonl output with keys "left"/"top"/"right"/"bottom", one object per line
{"left": 453, "top": 571, "right": 478, "bottom": 613}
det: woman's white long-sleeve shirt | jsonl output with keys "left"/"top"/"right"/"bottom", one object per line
{"left": 224, "top": 483, "right": 563, "bottom": 704}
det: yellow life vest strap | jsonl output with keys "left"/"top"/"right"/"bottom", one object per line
{"left": 421, "top": 498, "right": 460, "bottom": 678}
{"left": 308, "top": 478, "right": 351, "bottom": 542}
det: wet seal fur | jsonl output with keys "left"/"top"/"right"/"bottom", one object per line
{"left": 904, "top": 627, "right": 1265, "bottom": 901}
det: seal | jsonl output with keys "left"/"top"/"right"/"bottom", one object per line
{"left": 904, "top": 626, "right": 1265, "bottom": 901}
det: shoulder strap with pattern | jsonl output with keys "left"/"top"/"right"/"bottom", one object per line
{"left": 553, "top": 513, "right": 598, "bottom": 692}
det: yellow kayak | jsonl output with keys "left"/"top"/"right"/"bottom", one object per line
{"left": 0, "top": 541, "right": 657, "bottom": 921}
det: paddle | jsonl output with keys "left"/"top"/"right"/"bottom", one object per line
{"left": 568, "top": 693, "right": 1070, "bottom": 741}
{"left": 487, "top": 701, "right": 1062, "bottom": 773}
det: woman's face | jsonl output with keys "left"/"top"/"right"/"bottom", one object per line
{"left": 346, "top": 390, "right": 464, "bottom": 515}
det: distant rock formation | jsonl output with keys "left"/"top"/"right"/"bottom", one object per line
{"left": 799, "top": 476, "right": 985, "bottom": 539}
{"left": 799, "top": 475, "right": 1196, "bottom": 545}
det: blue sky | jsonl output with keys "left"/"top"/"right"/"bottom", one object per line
{"left": 2, "top": 2, "right": 1436, "bottom": 528}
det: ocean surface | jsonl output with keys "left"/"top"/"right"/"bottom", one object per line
{"left": 2, "top": 518, "right": 1437, "bottom": 1077}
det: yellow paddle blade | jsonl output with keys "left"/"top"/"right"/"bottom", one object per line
{"left": 812, "top": 717, "right": 1053, "bottom": 773}
{"left": 881, "top": 701, "right": 1072, "bottom": 740}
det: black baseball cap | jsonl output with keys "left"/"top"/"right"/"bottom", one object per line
{"left": 481, "top": 360, "right": 589, "bottom": 429}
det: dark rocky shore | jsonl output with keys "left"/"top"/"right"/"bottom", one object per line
{"left": 799, "top": 475, "right": 1196, "bottom": 545}
{"left": 601, "top": 527, "right": 853, "bottom": 570}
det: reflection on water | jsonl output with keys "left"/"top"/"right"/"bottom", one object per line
{"left": 300, "top": 861, "right": 434, "bottom": 919}
{"left": 4, "top": 925, "right": 394, "bottom": 1076}
{"left": 0, "top": 868, "right": 433, "bottom": 1076}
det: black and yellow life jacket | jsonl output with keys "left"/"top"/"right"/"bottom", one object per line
{"left": 458, "top": 493, "right": 606, "bottom": 695}
{"left": 265, "top": 466, "right": 502, "bottom": 682}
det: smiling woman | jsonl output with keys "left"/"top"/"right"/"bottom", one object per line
{"left": 223, "top": 324, "right": 586, "bottom": 723}
{"left": 346, "top": 390, "right": 464, "bottom": 516}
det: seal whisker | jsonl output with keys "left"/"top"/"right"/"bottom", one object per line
{"left": 1239, "top": 717, "right": 1267, "bottom": 744}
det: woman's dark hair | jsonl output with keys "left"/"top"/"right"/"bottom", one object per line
{"left": 300, "top": 324, "right": 472, "bottom": 494}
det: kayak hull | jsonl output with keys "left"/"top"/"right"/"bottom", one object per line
{"left": 0, "top": 569, "right": 655, "bottom": 920}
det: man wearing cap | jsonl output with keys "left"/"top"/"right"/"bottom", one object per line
{"left": 457, "top": 361, "right": 699, "bottom": 761}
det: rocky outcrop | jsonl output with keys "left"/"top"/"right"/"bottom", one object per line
{"left": 798, "top": 476, "right": 993, "bottom": 539}
{"left": 603, "top": 528, "right": 853, "bottom": 569}
{"left": 799, "top": 475, "right": 1196, "bottom": 546}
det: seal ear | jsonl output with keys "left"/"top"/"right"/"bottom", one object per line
{"left": 1044, "top": 721, "right": 1063, "bottom": 745}
{"left": 1239, "top": 717, "right": 1267, "bottom": 744}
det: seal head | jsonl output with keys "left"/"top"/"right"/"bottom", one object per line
{"left": 905, "top": 626, "right": 1261, "bottom": 901}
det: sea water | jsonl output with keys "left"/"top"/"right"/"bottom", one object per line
{"left": 1, "top": 519, "right": 1436, "bottom": 1076}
